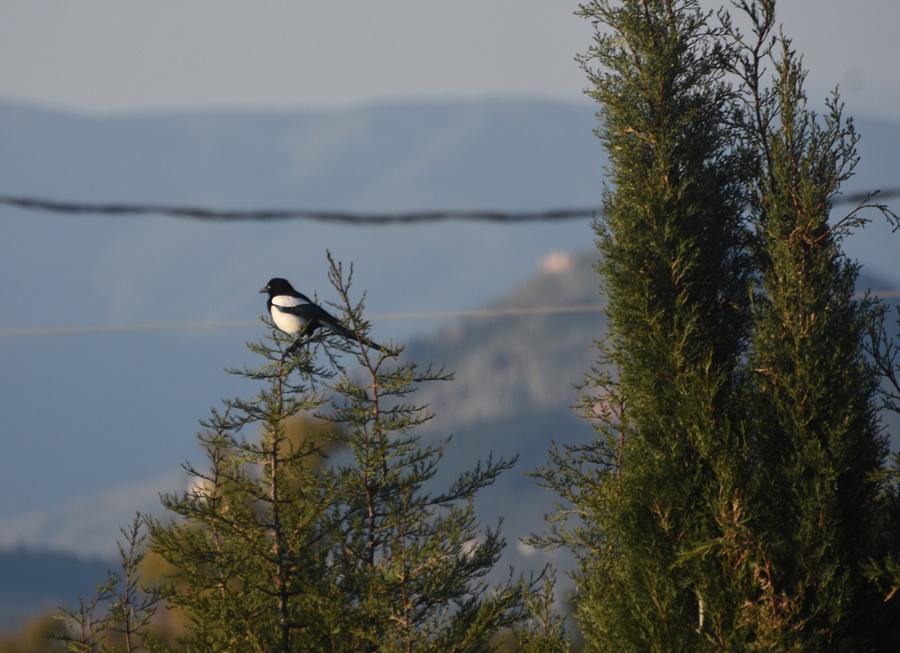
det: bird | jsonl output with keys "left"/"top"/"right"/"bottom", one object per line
{"left": 260, "top": 277, "right": 382, "bottom": 352}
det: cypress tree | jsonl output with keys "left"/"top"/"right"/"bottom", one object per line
{"left": 534, "top": 1, "right": 900, "bottom": 650}
{"left": 534, "top": 1, "right": 750, "bottom": 649}
{"left": 729, "top": 1, "right": 899, "bottom": 647}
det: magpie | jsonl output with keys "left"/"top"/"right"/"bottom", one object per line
{"left": 260, "top": 277, "right": 382, "bottom": 352}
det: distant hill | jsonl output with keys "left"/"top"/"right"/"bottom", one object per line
{"left": 0, "top": 100, "right": 607, "bottom": 210}
{"left": 406, "top": 250, "right": 603, "bottom": 429}
{"left": 401, "top": 253, "right": 900, "bottom": 575}
{"left": 2, "top": 248, "right": 898, "bottom": 628}
{"left": 402, "top": 251, "right": 604, "bottom": 572}
{"left": 0, "top": 251, "right": 605, "bottom": 627}
{"left": 0, "top": 98, "right": 605, "bottom": 531}
{"left": 0, "top": 549, "right": 111, "bottom": 630}
{"left": 1, "top": 99, "right": 898, "bottom": 617}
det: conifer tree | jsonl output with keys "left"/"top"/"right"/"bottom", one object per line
{"left": 148, "top": 255, "right": 523, "bottom": 652}
{"left": 533, "top": 0, "right": 750, "bottom": 649}
{"left": 312, "top": 256, "right": 523, "bottom": 652}
{"left": 55, "top": 515, "right": 165, "bottom": 653}
{"left": 534, "top": 1, "right": 900, "bottom": 650}
{"left": 512, "top": 568, "right": 571, "bottom": 653}
{"left": 726, "top": 1, "right": 900, "bottom": 647}
{"left": 867, "top": 306, "right": 900, "bottom": 608}
{"left": 149, "top": 308, "right": 336, "bottom": 650}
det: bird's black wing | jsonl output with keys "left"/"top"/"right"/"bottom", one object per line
{"left": 275, "top": 302, "right": 382, "bottom": 351}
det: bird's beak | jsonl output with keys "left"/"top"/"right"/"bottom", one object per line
{"left": 259, "top": 286, "right": 268, "bottom": 294}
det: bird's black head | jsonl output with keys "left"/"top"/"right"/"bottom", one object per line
{"left": 260, "top": 277, "right": 294, "bottom": 296}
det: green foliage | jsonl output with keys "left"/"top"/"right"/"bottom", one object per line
{"left": 534, "top": 0, "right": 751, "bottom": 650}
{"left": 534, "top": 0, "right": 900, "bottom": 651}
{"left": 54, "top": 515, "right": 164, "bottom": 653}
{"left": 511, "top": 568, "right": 571, "bottom": 653}
{"left": 725, "top": 2, "right": 900, "bottom": 648}
{"left": 147, "top": 254, "right": 523, "bottom": 652}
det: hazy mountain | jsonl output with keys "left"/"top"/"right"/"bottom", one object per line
{"left": 0, "top": 251, "right": 606, "bottom": 628}
{"left": 1, "top": 98, "right": 898, "bottom": 605}
{"left": 0, "top": 251, "right": 603, "bottom": 554}
{"left": 0, "top": 99, "right": 607, "bottom": 350}
{"left": 401, "top": 251, "right": 604, "bottom": 562}
{"left": 1, "top": 248, "right": 898, "bottom": 628}
{"left": 0, "top": 549, "right": 111, "bottom": 629}
{"left": 0, "top": 98, "right": 605, "bottom": 530}
{"left": 405, "top": 251, "right": 604, "bottom": 428}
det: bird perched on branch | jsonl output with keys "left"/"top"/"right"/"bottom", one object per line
{"left": 260, "top": 277, "right": 382, "bottom": 352}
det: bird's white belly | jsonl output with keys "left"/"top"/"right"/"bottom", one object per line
{"left": 272, "top": 309, "right": 308, "bottom": 335}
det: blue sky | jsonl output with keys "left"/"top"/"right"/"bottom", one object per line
{"left": 1, "top": 1, "right": 899, "bottom": 121}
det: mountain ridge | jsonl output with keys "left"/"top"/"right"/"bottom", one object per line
{"left": 1, "top": 99, "right": 898, "bottom": 625}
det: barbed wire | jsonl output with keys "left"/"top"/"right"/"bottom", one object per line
{"left": 1, "top": 187, "right": 898, "bottom": 224}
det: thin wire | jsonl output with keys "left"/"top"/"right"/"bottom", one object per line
{"left": 5, "top": 292, "right": 900, "bottom": 338}
{"left": 1, "top": 187, "right": 898, "bottom": 224}
{"left": 0, "top": 304, "right": 607, "bottom": 338}
{"left": 0, "top": 321, "right": 257, "bottom": 337}
{"left": 0, "top": 190, "right": 897, "bottom": 337}
{"left": 0, "top": 195, "right": 596, "bottom": 224}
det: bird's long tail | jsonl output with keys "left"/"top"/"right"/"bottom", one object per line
{"left": 325, "top": 320, "right": 382, "bottom": 352}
